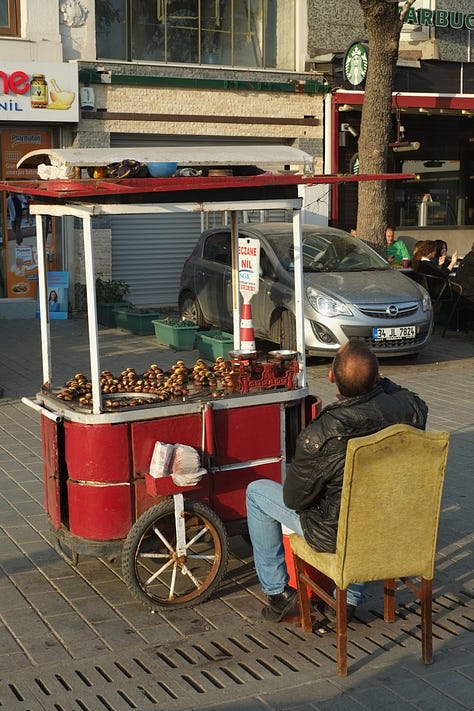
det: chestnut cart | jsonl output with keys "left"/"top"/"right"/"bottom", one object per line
{"left": 2, "top": 163, "right": 321, "bottom": 611}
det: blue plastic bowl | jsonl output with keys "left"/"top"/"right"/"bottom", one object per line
{"left": 147, "top": 162, "right": 178, "bottom": 178}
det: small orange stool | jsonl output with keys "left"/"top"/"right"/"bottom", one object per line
{"left": 282, "top": 525, "right": 331, "bottom": 598}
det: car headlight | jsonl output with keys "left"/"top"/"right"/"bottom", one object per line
{"left": 306, "top": 287, "right": 353, "bottom": 317}
{"left": 422, "top": 293, "right": 431, "bottom": 312}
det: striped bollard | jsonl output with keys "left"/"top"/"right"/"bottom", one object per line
{"left": 240, "top": 302, "right": 256, "bottom": 351}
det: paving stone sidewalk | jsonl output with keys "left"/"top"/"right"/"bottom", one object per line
{"left": 0, "top": 318, "right": 473, "bottom": 710}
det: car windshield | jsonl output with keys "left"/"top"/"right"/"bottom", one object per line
{"left": 266, "top": 230, "right": 390, "bottom": 273}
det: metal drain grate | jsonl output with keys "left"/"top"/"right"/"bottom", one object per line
{"left": 1, "top": 590, "right": 472, "bottom": 711}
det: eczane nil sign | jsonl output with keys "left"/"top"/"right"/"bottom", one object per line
{"left": 402, "top": 6, "right": 474, "bottom": 30}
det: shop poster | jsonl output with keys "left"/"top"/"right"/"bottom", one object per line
{"left": 36, "top": 271, "right": 69, "bottom": 320}
{"left": 2, "top": 128, "right": 55, "bottom": 299}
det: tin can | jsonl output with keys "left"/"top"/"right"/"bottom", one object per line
{"left": 30, "top": 74, "right": 48, "bottom": 108}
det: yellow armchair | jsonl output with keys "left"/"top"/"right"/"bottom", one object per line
{"left": 290, "top": 423, "right": 450, "bottom": 676}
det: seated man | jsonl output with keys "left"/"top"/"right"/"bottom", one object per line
{"left": 246, "top": 342, "right": 428, "bottom": 624}
{"left": 453, "top": 244, "right": 474, "bottom": 329}
{"left": 453, "top": 244, "right": 474, "bottom": 300}
{"left": 385, "top": 227, "right": 410, "bottom": 266}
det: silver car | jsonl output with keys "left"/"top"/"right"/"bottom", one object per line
{"left": 178, "top": 223, "right": 433, "bottom": 357}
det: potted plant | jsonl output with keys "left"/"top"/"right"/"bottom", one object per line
{"left": 152, "top": 316, "right": 200, "bottom": 350}
{"left": 114, "top": 304, "right": 161, "bottom": 336}
{"left": 95, "top": 276, "right": 130, "bottom": 327}
{"left": 196, "top": 330, "right": 234, "bottom": 360}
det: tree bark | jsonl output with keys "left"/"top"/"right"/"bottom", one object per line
{"left": 356, "top": 0, "right": 415, "bottom": 248}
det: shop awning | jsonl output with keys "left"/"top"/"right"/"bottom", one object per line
{"left": 17, "top": 145, "right": 314, "bottom": 171}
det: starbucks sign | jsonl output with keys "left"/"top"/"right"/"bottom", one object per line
{"left": 343, "top": 42, "right": 369, "bottom": 87}
{"left": 349, "top": 153, "right": 360, "bottom": 175}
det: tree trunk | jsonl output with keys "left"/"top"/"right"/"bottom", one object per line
{"left": 356, "top": 1, "right": 404, "bottom": 249}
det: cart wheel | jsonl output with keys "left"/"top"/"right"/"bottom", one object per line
{"left": 122, "top": 498, "right": 229, "bottom": 610}
{"left": 53, "top": 535, "right": 79, "bottom": 567}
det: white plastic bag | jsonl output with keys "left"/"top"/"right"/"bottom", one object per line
{"left": 149, "top": 442, "right": 175, "bottom": 478}
{"left": 170, "top": 444, "right": 205, "bottom": 486}
{"left": 171, "top": 444, "right": 201, "bottom": 475}
{"left": 171, "top": 467, "right": 207, "bottom": 487}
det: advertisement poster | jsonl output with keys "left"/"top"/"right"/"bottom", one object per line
{"left": 2, "top": 128, "right": 55, "bottom": 299}
{"left": 36, "top": 271, "right": 69, "bottom": 320}
{"left": 0, "top": 61, "right": 79, "bottom": 123}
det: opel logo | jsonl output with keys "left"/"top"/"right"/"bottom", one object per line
{"left": 387, "top": 304, "right": 399, "bottom": 316}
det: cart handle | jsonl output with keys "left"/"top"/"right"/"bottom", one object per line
{"left": 21, "top": 397, "right": 64, "bottom": 423}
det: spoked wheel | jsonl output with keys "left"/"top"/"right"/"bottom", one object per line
{"left": 122, "top": 498, "right": 229, "bottom": 610}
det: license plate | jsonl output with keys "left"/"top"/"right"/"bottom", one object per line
{"left": 373, "top": 326, "right": 416, "bottom": 340}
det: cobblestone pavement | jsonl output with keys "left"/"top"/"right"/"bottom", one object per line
{"left": 0, "top": 318, "right": 473, "bottom": 710}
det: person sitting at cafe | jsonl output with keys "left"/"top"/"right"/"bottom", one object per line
{"left": 385, "top": 227, "right": 410, "bottom": 266}
{"left": 431, "top": 240, "right": 451, "bottom": 276}
{"left": 452, "top": 244, "right": 474, "bottom": 330}
{"left": 453, "top": 243, "right": 474, "bottom": 300}
{"left": 245, "top": 342, "right": 428, "bottom": 627}
{"left": 413, "top": 240, "right": 457, "bottom": 278}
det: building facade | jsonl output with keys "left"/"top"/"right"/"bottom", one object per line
{"left": 312, "top": 0, "right": 474, "bottom": 255}
{"left": 1, "top": 0, "right": 474, "bottom": 315}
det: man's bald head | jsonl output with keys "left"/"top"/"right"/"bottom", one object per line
{"left": 331, "top": 342, "right": 379, "bottom": 398}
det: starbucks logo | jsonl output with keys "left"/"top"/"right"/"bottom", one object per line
{"left": 349, "top": 153, "right": 360, "bottom": 175}
{"left": 344, "top": 43, "right": 369, "bottom": 87}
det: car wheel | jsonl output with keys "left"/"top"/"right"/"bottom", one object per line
{"left": 179, "top": 292, "right": 207, "bottom": 327}
{"left": 273, "top": 310, "right": 297, "bottom": 351}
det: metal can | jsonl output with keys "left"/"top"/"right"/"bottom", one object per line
{"left": 30, "top": 74, "right": 48, "bottom": 108}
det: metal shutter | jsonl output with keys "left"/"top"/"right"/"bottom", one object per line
{"left": 109, "top": 134, "right": 290, "bottom": 305}
{"left": 111, "top": 212, "right": 203, "bottom": 306}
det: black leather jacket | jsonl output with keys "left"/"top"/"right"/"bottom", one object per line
{"left": 283, "top": 378, "right": 428, "bottom": 553}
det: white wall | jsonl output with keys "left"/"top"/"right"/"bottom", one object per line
{"left": 0, "top": 1, "right": 62, "bottom": 62}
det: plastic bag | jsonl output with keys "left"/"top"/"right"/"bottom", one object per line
{"left": 171, "top": 444, "right": 201, "bottom": 475}
{"left": 170, "top": 444, "right": 205, "bottom": 486}
{"left": 149, "top": 441, "right": 175, "bottom": 478}
{"left": 171, "top": 467, "right": 207, "bottom": 487}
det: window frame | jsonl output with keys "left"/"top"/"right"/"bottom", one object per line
{"left": 96, "top": 0, "right": 296, "bottom": 70}
{"left": 0, "top": 0, "right": 19, "bottom": 36}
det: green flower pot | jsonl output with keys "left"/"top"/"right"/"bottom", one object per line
{"left": 114, "top": 308, "right": 161, "bottom": 336}
{"left": 97, "top": 302, "right": 122, "bottom": 327}
{"left": 152, "top": 319, "right": 200, "bottom": 350}
{"left": 196, "top": 330, "right": 234, "bottom": 360}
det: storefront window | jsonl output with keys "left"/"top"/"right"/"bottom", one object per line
{"left": 395, "top": 160, "right": 462, "bottom": 228}
{"left": 0, "top": 0, "right": 19, "bottom": 36}
{"left": 96, "top": 0, "right": 296, "bottom": 69}
{"left": 0, "top": 128, "right": 57, "bottom": 300}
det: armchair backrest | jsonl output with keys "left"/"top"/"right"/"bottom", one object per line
{"left": 335, "top": 424, "right": 450, "bottom": 590}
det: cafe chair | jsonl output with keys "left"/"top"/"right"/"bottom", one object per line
{"left": 404, "top": 271, "right": 463, "bottom": 336}
{"left": 290, "top": 424, "right": 450, "bottom": 676}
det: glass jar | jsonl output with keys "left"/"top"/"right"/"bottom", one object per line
{"left": 30, "top": 74, "right": 48, "bottom": 108}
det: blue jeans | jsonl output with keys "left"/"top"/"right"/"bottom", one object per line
{"left": 246, "top": 479, "right": 366, "bottom": 607}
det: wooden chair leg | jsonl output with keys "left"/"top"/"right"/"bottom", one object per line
{"left": 421, "top": 577, "right": 433, "bottom": 665}
{"left": 335, "top": 587, "right": 348, "bottom": 676}
{"left": 293, "top": 552, "right": 312, "bottom": 632}
{"left": 384, "top": 578, "right": 396, "bottom": 622}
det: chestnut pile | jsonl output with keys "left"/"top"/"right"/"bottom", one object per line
{"left": 55, "top": 356, "right": 236, "bottom": 408}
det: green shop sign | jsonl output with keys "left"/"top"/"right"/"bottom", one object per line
{"left": 401, "top": 6, "right": 474, "bottom": 30}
